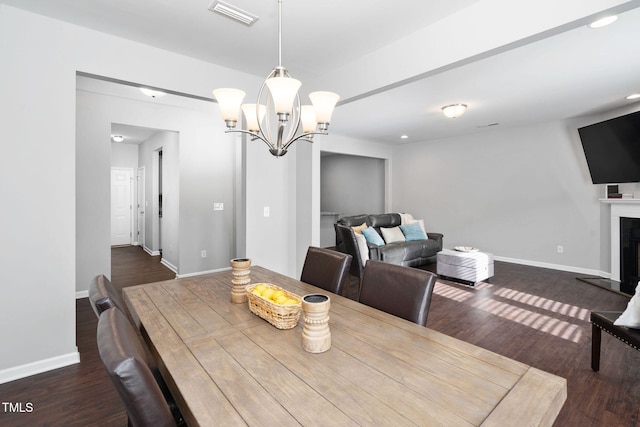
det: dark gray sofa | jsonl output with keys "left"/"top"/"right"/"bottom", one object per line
{"left": 334, "top": 213, "right": 443, "bottom": 277}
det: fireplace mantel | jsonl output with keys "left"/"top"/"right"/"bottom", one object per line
{"left": 602, "top": 198, "right": 640, "bottom": 283}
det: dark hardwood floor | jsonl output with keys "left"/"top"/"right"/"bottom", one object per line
{"left": 0, "top": 247, "right": 637, "bottom": 426}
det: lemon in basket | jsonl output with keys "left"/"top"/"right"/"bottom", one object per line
{"left": 262, "top": 288, "right": 275, "bottom": 300}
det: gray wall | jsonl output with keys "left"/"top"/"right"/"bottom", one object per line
{"left": 76, "top": 80, "right": 236, "bottom": 292}
{"left": 321, "top": 154, "right": 385, "bottom": 217}
{"left": 391, "top": 115, "right": 638, "bottom": 276}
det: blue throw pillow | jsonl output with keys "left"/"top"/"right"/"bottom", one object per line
{"left": 362, "top": 227, "right": 385, "bottom": 246}
{"left": 400, "top": 222, "right": 427, "bottom": 241}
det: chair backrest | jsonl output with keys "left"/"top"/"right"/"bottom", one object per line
{"left": 97, "top": 308, "right": 177, "bottom": 427}
{"left": 301, "top": 246, "right": 353, "bottom": 295}
{"left": 359, "top": 260, "right": 437, "bottom": 326}
{"left": 335, "top": 225, "right": 365, "bottom": 278}
{"left": 88, "top": 274, "right": 126, "bottom": 318}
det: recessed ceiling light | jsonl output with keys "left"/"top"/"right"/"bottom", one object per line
{"left": 400, "top": 135, "right": 409, "bottom": 139}
{"left": 140, "top": 88, "right": 166, "bottom": 98}
{"left": 112, "top": 135, "right": 124, "bottom": 143}
{"left": 626, "top": 93, "right": 640, "bottom": 100}
{"left": 589, "top": 15, "right": 618, "bottom": 28}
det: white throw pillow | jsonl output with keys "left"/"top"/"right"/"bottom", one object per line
{"left": 614, "top": 282, "right": 640, "bottom": 328}
{"left": 399, "top": 213, "right": 414, "bottom": 225}
{"left": 380, "top": 226, "right": 406, "bottom": 244}
{"left": 354, "top": 232, "right": 370, "bottom": 266}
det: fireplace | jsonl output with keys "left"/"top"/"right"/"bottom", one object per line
{"left": 620, "top": 217, "right": 640, "bottom": 295}
{"left": 606, "top": 199, "right": 640, "bottom": 295}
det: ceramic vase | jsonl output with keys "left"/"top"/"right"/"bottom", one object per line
{"left": 230, "top": 258, "right": 251, "bottom": 303}
{"left": 301, "top": 294, "right": 331, "bottom": 353}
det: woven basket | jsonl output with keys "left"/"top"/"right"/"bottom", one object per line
{"left": 246, "top": 283, "right": 302, "bottom": 329}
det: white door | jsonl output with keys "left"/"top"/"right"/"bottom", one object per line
{"left": 111, "top": 168, "right": 133, "bottom": 246}
{"left": 137, "top": 166, "right": 145, "bottom": 248}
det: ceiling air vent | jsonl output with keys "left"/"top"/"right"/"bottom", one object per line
{"left": 209, "top": 1, "right": 259, "bottom": 26}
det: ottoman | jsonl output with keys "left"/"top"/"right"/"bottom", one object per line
{"left": 437, "top": 249, "right": 494, "bottom": 286}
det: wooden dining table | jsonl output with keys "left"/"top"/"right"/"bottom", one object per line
{"left": 123, "top": 265, "right": 566, "bottom": 427}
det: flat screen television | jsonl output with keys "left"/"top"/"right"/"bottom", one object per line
{"left": 578, "top": 110, "right": 640, "bottom": 184}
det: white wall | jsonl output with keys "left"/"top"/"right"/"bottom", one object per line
{"left": 0, "top": 4, "right": 260, "bottom": 382}
{"left": 137, "top": 131, "right": 179, "bottom": 266}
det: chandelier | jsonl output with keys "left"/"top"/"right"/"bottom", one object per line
{"left": 212, "top": 0, "right": 339, "bottom": 157}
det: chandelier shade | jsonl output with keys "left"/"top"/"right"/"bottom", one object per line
{"left": 301, "top": 106, "right": 317, "bottom": 133}
{"left": 309, "top": 91, "right": 340, "bottom": 128}
{"left": 212, "top": 88, "right": 246, "bottom": 126}
{"left": 265, "top": 76, "right": 302, "bottom": 115}
{"left": 212, "top": 0, "right": 339, "bottom": 157}
{"left": 241, "top": 104, "right": 266, "bottom": 132}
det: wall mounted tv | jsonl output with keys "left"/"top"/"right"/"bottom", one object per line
{"left": 578, "top": 110, "right": 640, "bottom": 184}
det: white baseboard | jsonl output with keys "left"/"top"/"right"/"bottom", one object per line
{"left": 161, "top": 258, "right": 178, "bottom": 273}
{"left": 75, "top": 290, "right": 89, "bottom": 299}
{"left": 0, "top": 350, "right": 80, "bottom": 385}
{"left": 495, "top": 255, "right": 608, "bottom": 278}
{"left": 143, "top": 246, "right": 160, "bottom": 256}
{"left": 177, "top": 266, "right": 231, "bottom": 278}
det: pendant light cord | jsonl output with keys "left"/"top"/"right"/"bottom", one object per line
{"left": 277, "top": 0, "right": 282, "bottom": 68}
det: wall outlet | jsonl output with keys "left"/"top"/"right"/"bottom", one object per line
{"left": 201, "top": 250, "right": 207, "bottom": 258}
{"left": 557, "top": 245, "right": 564, "bottom": 253}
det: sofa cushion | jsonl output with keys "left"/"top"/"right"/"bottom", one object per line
{"left": 362, "top": 227, "right": 385, "bottom": 246}
{"left": 400, "top": 222, "right": 427, "bottom": 241}
{"left": 369, "top": 213, "right": 401, "bottom": 228}
{"left": 381, "top": 226, "right": 406, "bottom": 244}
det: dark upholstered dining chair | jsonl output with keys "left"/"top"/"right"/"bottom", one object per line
{"left": 88, "top": 274, "right": 127, "bottom": 319}
{"left": 301, "top": 246, "right": 353, "bottom": 295}
{"left": 97, "top": 307, "right": 182, "bottom": 427}
{"left": 359, "top": 260, "right": 437, "bottom": 326}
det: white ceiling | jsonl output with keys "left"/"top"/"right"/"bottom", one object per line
{"left": 6, "top": 0, "right": 640, "bottom": 145}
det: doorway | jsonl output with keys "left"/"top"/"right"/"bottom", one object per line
{"left": 110, "top": 167, "right": 133, "bottom": 246}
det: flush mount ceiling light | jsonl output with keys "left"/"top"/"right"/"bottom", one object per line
{"left": 213, "top": 0, "right": 339, "bottom": 157}
{"left": 111, "top": 135, "right": 124, "bottom": 143}
{"left": 140, "top": 88, "right": 166, "bottom": 98}
{"left": 442, "top": 104, "right": 467, "bottom": 119}
{"left": 589, "top": 15, "right": 618, "bottom": 28}
{"left": 626, "top": 93, "right": 640, "bottom": 100}
{"left": 209, "top": 0, "right": 259, "bottom": 26}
